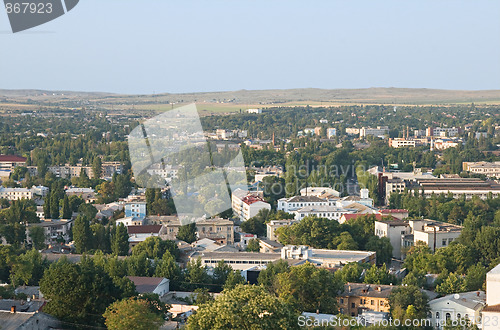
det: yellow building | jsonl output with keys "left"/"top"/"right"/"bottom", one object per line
{"left": 338, "top": 283, "right": 395, "bottom": 317}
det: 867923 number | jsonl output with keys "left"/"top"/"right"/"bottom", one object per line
{"left": 5, "top": 2, "right": 53, "bottom": 14}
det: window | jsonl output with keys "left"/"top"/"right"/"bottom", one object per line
{"left": 457, "top": 313, "right": 461, "bottom": 319}
{"left": 351, "top": 303, "right": 355, "bottom": 308}
{"left": 371, "top": 300, "right": 374, "bottom": 305}
{"left": 380, "top": 301, "right": 384, "bottom": 306}
{"left": 436, "top": 312, "right": 440, "bottom": 319}
{"left": 445, "top": 313, "right": 451, "bottom": 321}
{"left": 442, "top": 239, "right": 447, "bottom": 246}
{"left": 340, "top": 298, "right": 344, "bottom": 304}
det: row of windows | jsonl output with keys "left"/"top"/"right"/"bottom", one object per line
{"left": 204, "top": 260, "right": 272, "bottom": 264}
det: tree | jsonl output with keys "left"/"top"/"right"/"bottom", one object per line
{"left": 73, "top": 215, "right": 92, "bottom": 253}
{"left": 435, "top": 272, "right": 466, "bottom": 295}
{"left": 185, "top": 257, "right": 210, "bottom": 290}
{"left": 334, "top": 262, "right": 366, "bottom": 283}
{"left": 10, "top": 249, "right": 48, "bottom": 286}
{"left": 187, "top": 284, "right": 299, "bottom": 330}
{"left": 132, "top": 236, "right": 178, "bottom": 259}
{"left": 112, "top": 223, "right": 129, "bottom": 256}
{"left": 389, "top": 285, "right": 430, "bottom": 321}
{"left": 43, "top": 197, "right": 51, "bottom": 219}
{"left": 223, "top": 270, "right": 245, "bottom": 291}
{"left": 464, "top": 264, "right": 486, "bottom": 291}
{"left": 154, "top": 251, "right": 182, "bottom": 290}
{"left": 176, "top": 223, "right": 197, "bottom": 244}
{"left": 246, "top": 238, "right": 260, "bottom": 252}
{"left": 212, "top": 260, "right": 232, "bottom": 291}
{"left": 275, "top": 262, "right": 342, "bottom": 313}
{"left": 29, "top": 226, "right": 46, "bottom": 250}
{"left": 365, "top": 236, "right": 393, "bottom": 265}
{"left": 258, "top": 259, "right": 290, "bottom": 293}
{"left": 50, "top": 190, "right": 60, "bottom": 219}
{"left": 92, "top": 157, "right": 103, "bottom": 179}
{"left": 40, "top": 257, "right": 123, "bottom": 327}
{"left": 363, "top": 264, "right": 397, "bottom": 285}
{"left": 104, "top": 297, "right": 164, "bottom": 330}
{"left": 61, "top": 195, "right": 72, "bottom": 219}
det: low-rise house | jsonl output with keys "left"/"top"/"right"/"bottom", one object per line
{"left": 429, "top": 291, "right": 485, "bottom": 329}
{"left": 337, "top": 283, "right": 394, "bottom": 317}
{"left": 156, "top": 217, "right": 235, "bottom": 244}
{"left": 127, "top": 225, "right": 165, "bottom": 249}
{"left": 410, "top": 219, "right": 462, "bottom": 252}
{"left": 0, "top": 155, "right": 26, "bottom": 171}
{"left": 259, "top": 239, "right": 283, "bottom": 253}
{"left": 116, "top": 217, "right": 144, "bottom": 227}
{"left": 374, "top": 219, "right": 411, "bottom": 259}
{"left": 126, "top": 276, "right": 170, "bottom": 297}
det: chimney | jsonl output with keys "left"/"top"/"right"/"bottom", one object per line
{"left": 477, "top": 292, "right": 480, "bottom": 297}
{"left": 10, "top": 306, "right": 16, "bottom": 313}
{"left": 377, "top": 286, "right": 382, "bottom": 292}
{"left": 348, "top": 285, "right": 351, "bottom": 292}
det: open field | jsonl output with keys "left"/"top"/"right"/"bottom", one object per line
{"left": 2, "top": 87, "right": 500, "bottom": 115}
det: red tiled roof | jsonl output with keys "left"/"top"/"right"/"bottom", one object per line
{"left": 380, "top": 209, "right": 409, "bottom": 213}
{"left": 242, "top": 195, "right": 265, "bottom": 205}
{"left": 342, "top": 213, "right": 396, "bottom": 222}
{"left": 0, "top": 155, "right": 27, "bottom": 162}
{"left": 127, "top": 225, "right": 162, "bottom": 234}
{"left": 126, "top": 276, "right": 165, "bottom": 293}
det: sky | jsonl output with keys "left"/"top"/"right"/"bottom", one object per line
{"left": 1, "top": 0, "right": 500, "bottom": 94}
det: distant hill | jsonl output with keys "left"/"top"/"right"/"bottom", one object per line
{"left": 2, "top": 87, "right": 500, "bottom": 105}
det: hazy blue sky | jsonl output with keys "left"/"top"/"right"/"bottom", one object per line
{"left": 1, "top": 0, "right": 499, "bottom": 94}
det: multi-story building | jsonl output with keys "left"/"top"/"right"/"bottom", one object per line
{"left": 27, "top": 161, "right": 122, "bottom": 179}
{"left": 463, "top": 161, "right": 500, "bottom": 178}
{"left": 125, "top": 201, "right": 147, "bottom": 219}
{"left": 389, "top": 138, "right": 416, "bottom": 148}
{"left": 338, "top": 283, "right": 395, "bottom": 317}
{"left": 0, "top": 187, "right": 33, "bottom": 200}
{"left": 374, "top": 219, "right": 411, "bottom": 259}
{"left": 0, "top": 155, "right": 26, "bottom": 171}
{"left": 246, "top": 108, "right": 262, "bottom": 114}
{"left": 267, "top": 219, "right": 297, "bottom": 241}
{"left": 232, "top": 189, "right": 271, "bottom": 221}
{"left": 292, "top": 205, "right": 357, "bottom": 222}
{"left": 277, "top": 195, "right": 327, "bottom": 213}
{"left": 27, "top": 219, "right": 73, "bottom": 245}
{"left": 415, "top": 178, "right": 500, "bottom": 200}
{"left": 410, "top": 219, "right": 462, "bottom": 252}
{"left": 65, "top": 187, "right": 96, "bottom": 202}
{"left": 426, "top": 127, "right": 460, "bottom": 137}
{"left": 359, "top": 126, "right": 389, "bottom": 139}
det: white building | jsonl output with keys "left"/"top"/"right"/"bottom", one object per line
{"left": 327, "top": 128, "right": 336, "bottom": 139}
{"left": 231, "top": 189, "right": 271, "bottom": 221}
{"left": 463, "top": 161, "right": 500, "bottom": 178}
{"left": 116, "top": 216, "right": 144, "bottom": 227}
{"left": 247, "top": 108, "right": 262, "bottom": 114}
{"left": 482, "top": 263, "right": 500, "bottom": 330}
{"left": 429, "top": 291, "right": 485, "bottom": 329}
{"left": 374, "top": 219, "right": 411, "bottom": 259}
{"left": 292, "top": 205, "right": 357, "bottom": 222}
{"left": 277, "top": 195, "right": 327, "bottom": 213}
{"left": 409, "top": 219, "right": 462, "bottom": 252}
{"left": 299, "top": 187, "right": 340, "bottom": 199}
{"left": 360, "top": 126, "right": 389, "bottom": 139}
{"left": 389, "top": 138, "right": 416, "bottom": 148}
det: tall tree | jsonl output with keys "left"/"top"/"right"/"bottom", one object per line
{"left": 112, "top": 223, "right": 129, "bottom": 256}
{"left": 29, "top": 226, "right": 46, "bottom": 250}
{"left": 176, "top": 223, "right": 197, "bottom": 244}
{"left": 61, "top": 195, "right": 72, "bottom": 219}
{"left": 73, "top": 215, "right": 92, "bottom": 253}
{"left": 92, "top": 157, "right": 103, "bottom": 179}
{"left": 103, "top": 298, "right": 164, "bottom": 330}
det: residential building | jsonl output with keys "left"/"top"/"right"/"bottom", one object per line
{"left": 126, "top": 276, "right": 170, "bottom": 296}
{"left": 116, "top": 217, "right": 144, "bottom": 226}
{"left": 267, "top": 219, "right": 297, "bottom": 241}
{"left": 463, "top": 161, "right": 500, "bottom": 178}
{"left": 0, "top": 155, "right": 26, "bottom": 171}
{"left": 146, "top": 164, "right": 179, "bottom": 183}
{"left": 27, "top": 219, "right": 73, "bottom": 245}
{"left": 482, "top": 262, "right": 500, "bottom": 330}
{"left": 277, "top": 195, "right": 327, "bottom": 213}
{"left": 375, "top": 219, "right": 411, "bottom": 259}
{"left": 0, "top": 187, "right": 33, "bottom": 200}
{"left": 65, "top": 187, "right": 96, "bottom": 202}
{"left": 259, "top": 239, "right": 283, "bottom": 253}
{"left": 125, "top": 201, "right": 146, "bottom": 219}
{"left": 360, "top": 126, "right": 389, "bottom": 139}
{"left": 426, "top": 127, "right": 460, "bottom": 137}
{"left": 27, "top": 161, "right": 122, "bottom": 179}
{"left": 127, "top": 225, "right": 165, "bottom": 248}
{"left": 246, "top": 108, "right": 262, "bottom": 114}
{"left": 327, "top": 128, "right": 337, "bottom": 139}
{"left": 338, "top": 283, "right": 395, "bottom": 317}
{"left": 409, "top": 219, "right": 462, "bottom": 252}
{"left": 232, "top": 189, "right": 271, "bottom": 221}
{"left": 429, "top": 291, "right": 485, "bottom": 329}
